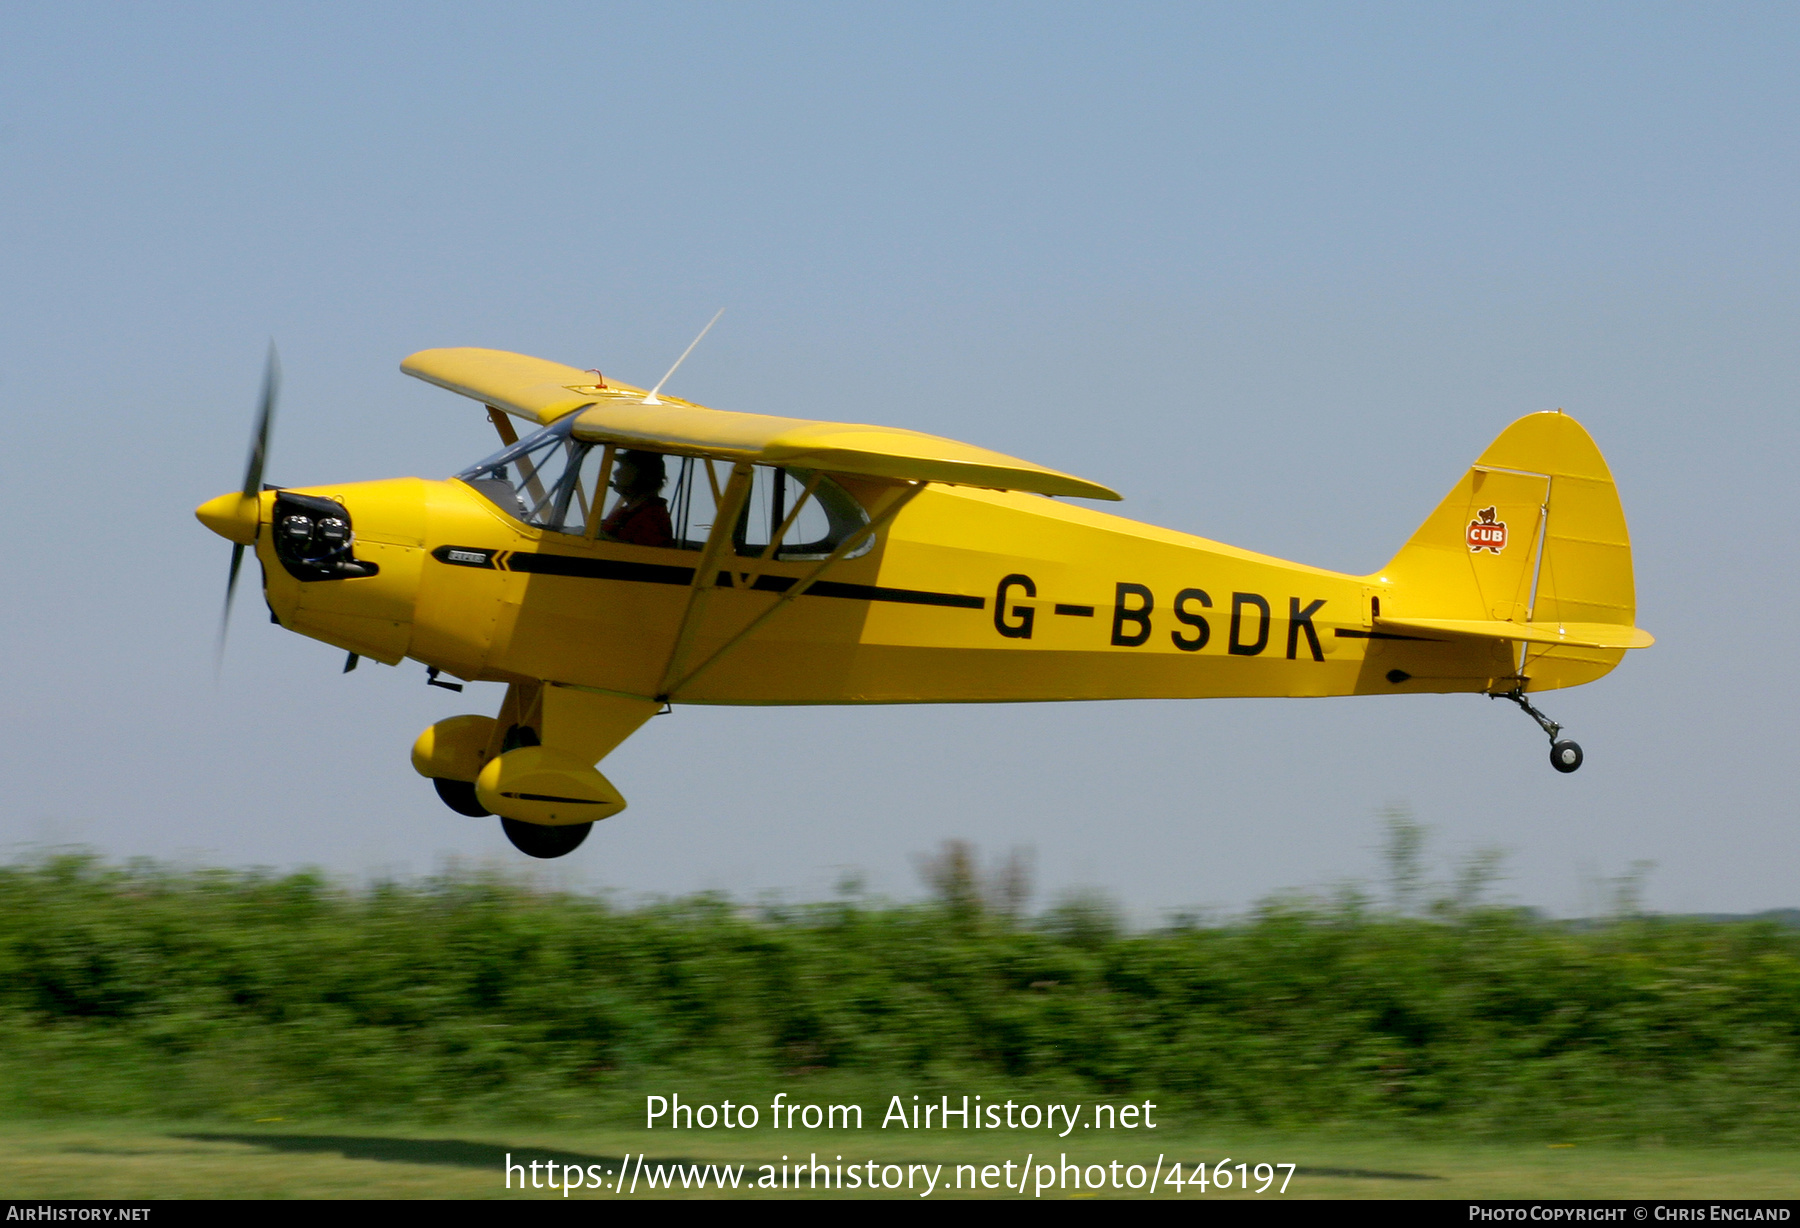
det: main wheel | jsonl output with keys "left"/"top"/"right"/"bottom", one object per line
{"left": 433, "top": 777, "right": 492, "bottom": 817}
{"left": 1550, "top": 740, "right": 1584, "bottom": 773}
{"left": 433, "top": 723, "right": 535, "bottom": 817}
{"left": 494, "top": 724, "right": 590, "bottom": 856}
{"left": 500, "top": 817, "right": 593, "bottom": 859}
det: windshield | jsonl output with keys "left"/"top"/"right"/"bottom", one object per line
{"left": 455, "top": 416, "right": 590, "bottom": 530}
{"left": 454, "top": 420, "right": 872, "bottom": 558}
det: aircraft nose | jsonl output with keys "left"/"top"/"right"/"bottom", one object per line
{"left": 196, "top": 492, "right": 259, "bottom": 545}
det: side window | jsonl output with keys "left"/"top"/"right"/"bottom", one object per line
{"left": 608, "top": 454, "right": 871, "bottom": 557}
{"left": 556, "top": 444, "right": 611, "bottom": 537}
{"left": 734, "top": 466, "right": 872, "bottom": 559}
{"left": 459, "top": 429, "right": 872, "bottom": 556}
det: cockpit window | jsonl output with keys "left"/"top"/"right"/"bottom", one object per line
{"left": 455, "top": 417, "right": 588, "bottom": 530}
{"left": 454, "top": 419, "right": 873, "bottom": 558}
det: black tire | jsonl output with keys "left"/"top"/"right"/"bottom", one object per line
{"left": 1550, "top": 740, "right": 1584, "bottom": 773}
{"left": 434, "top": 726, "right": 535, "bottom": 817}
{"left": 433, "top": 777, "right": 491, "bottom": 817}
{"left": 501, "top": 817, "right": 592, "bottom": 859}
{"left": 494, "top": 725, "right": 589, "bottom": 856}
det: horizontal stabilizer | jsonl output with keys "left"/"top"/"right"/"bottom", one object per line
{"left": 1378, "top": 616, "right": 1654, "bottom": 651}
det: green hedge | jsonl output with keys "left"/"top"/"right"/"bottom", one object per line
{"left": 1, "top": 854, "right": 1796, "bottom": 1140}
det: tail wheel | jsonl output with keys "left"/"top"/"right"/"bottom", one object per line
{"left": 501, "top": 817, "right": 593, "bottom": 858}
{"left": 1550, "top": 740, "right": 1584, "bottom": 773}
{"left": 1499, "top": 689, "right": 1587, "bottom": 775}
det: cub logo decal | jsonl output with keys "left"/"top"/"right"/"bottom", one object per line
{"left": 1466, "top": 506, "right": 1507, "bottom": 554}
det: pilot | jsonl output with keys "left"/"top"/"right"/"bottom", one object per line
{"left": 598, "top": 450, "right": 676, "bottom": 548}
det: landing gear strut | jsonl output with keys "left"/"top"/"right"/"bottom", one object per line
{"left": 1496, "top": 686, "right": 1583, "bottom": 773}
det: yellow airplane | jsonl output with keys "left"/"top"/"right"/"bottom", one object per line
{"left": 197, "top": 345, "right": 1653, "bottom": 858}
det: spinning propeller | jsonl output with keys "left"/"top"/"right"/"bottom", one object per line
{"left": 201, "top": 343, "right": 279, "bottom": 662}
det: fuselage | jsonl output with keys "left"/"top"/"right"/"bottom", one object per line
{"left": 253, "top": 473, "right": 1518, "bottom": 706}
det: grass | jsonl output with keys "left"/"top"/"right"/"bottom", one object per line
{"left": 5, "top": 852, "right": 1800, "bottom": 1146}
{"left": 3, "top": 1119, "right": 1799, "bottom": 1199}
{"left": 6, "top": 838, "right": 1800, "bottom": 1203}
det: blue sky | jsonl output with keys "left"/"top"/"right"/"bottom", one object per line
{"left": 2, "top": 3, "right": 1795, "bottom": 917}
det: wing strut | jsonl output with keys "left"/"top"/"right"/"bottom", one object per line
{"left": 486, "top": 405, "right": 520, "bottom": 447}
{"left": 661, "top": 482, "right": 925, "bottom": 701}
{"left": 733, "top": 471, "right": 822, "bottom": 594}
{"left": 655, "top": 463, "right": 756, "bottom": 699}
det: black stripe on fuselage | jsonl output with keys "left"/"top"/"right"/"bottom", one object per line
{"left": 441, "top": 546, "right": 985, "bottom": 610}
{"left": 730, "top": 573, "right": 985, "bottom": 609}
{"left": 504, "top": 550, "right": 696, "bottom": 587}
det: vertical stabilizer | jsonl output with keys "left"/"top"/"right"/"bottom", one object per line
{"left": 1378, "top": 411, "right": 1637, "bottom": 691}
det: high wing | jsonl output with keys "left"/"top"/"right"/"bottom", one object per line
{"left": 401, "top": 348, "right": 609, "bottom": 425}
{"left": 401, "top": 347, "right": 1121, "bottom": 501}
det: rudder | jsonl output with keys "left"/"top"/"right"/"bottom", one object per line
{"left": 1378, "top": 410, "right": 1637, "bottom": 692}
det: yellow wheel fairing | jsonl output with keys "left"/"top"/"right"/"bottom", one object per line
{"left": 410, "top": 714, "right": 499, "bottom": 783}
{"left": 475, "top": 746, "right": 627, "bottom": 826}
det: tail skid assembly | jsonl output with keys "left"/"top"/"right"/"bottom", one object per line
{"left": 1496, "top": 686, "right": 1584, "bottom": 774}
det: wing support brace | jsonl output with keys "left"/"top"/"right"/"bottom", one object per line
{"left": 656, "top": 463, "right": 757, "bottom": 699}
{"left": 659, "top": 482, "right": 925, "bottom": 702}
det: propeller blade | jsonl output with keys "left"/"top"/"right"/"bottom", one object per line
{"left": 218, "top": 344, "right": 280, "bottom": 665}
{"left": 243, "top": 342, "right": 279, "bottom": 497}
{"left": 217, "top": 542, "right": 245, "bottom": 667}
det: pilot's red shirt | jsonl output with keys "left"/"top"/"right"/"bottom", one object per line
{"left": 602, "top": 497, "right": 674, "bottom": 548}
